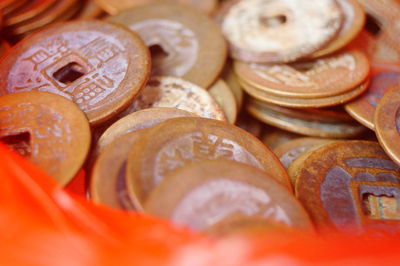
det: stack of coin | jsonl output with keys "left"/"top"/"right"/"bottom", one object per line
{"left": 0, "top": 0, "right": 399, "bottom": 236}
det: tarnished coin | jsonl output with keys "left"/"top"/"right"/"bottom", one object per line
{"left": 221, "top": 62, "right": 243, "bottom": 109}
{"left": 242, "top": 79, "right": 369, "bottom": 108}
{"left": 118, "top": 76, "right": 226, "bottom": 121}
{"left": 310, "top": 0, "right": 365, "bottom": 58}
{"left": 0, "top": 91, "right": 91, "bottom": 186}
{"left": 144, "top": 160, "right": 312, "bottom": 231}
{"left": 295, "top": 141, "right": 400, "bottom": 233}
{"left": 247, "top": 98, "right": 366, "bottom": 138}
{"left": 96, "top": 0, "right": 218, "bottom": 15}
{"left": 0, "top": 20, "right": 151, "bottom": 125}
{"left": 209, "top": 79, "right": 237, "bottom": 124}
{"left": 262, "top": 127, "right": 301, "bottom": 150}
{"left": 345, "top": 64, "right": 400, "bottom": 130}
{"left": 91, "top": 129, "right": 148, "bottom": 210}
{"left": 126, "top": 117, "right": 291, "bottom": 208}
{"left": 108, "top": 2, "right": 226, "bottom": 88}
{"left": 97, "top": 107, "right": 196, "bottom": 155}
{"left": 273, "top": 138, "right": 335, "bottom": 169}
{"left": 375, "top": 86, "right": 400, "bottom": 167}
{"left": 235, "top": 50, "right": 370, "bottom": 99}
{"left": 216, "top": 0, "right": 343, "bottom": 63}
{"left": 3, "top": 0, "right": 55, "bottom": 27}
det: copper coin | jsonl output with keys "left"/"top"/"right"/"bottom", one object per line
{"left": 247, "top": 98, "right": 365, "bottom": 138}
{"left": 0, "top": 91, "right": 91, "bottom": 185}
{"left": 108, "top": 2, "right": 226, "bottom": 88}
{"left": 96, "top": 107, "right": 196, "bottom": 155}
{"left": 3, "top": 0, "right": 55, "bottom": 27}
{"left": 0, "top": 0, "right": 19, "bottom": 10}
{"left": 221, "top": 62, "right": 243, "bottom": 109}
{"left": 273, "top": 137, "right": 335, "bottom": 169}
{"left": 126, "top": 117, "right": 291, "bottom": 208}
{"left": 216, "top": 0, "right": 342, "bottom": 63}
{"left": 345, "top": 64, "right": 400, "bottom": 130}
{"left": 95, "top": 0, "right": 218, "bottom": 15}
{"left": 73, "top": 0, "right": 105, "bottom": 19}
{"left": 235, "top": 50, "right": 370, "bottom": 99}
{"left": 375, "top": 86, "right": 400, "bottom": 166}
{"left": 144, "top": 160, "right": 312, "bottom": 231}
{"left": 1, "top": 0, "right": 30, "bottom": 16}
{"left": 209, "top": 79, "right": 238, "bottom": 124}
{"left": 91, "top": 129, "right": 148, "bottom": 210}
{"left": 310, "top": 0, "right": 365, "bottom": 58}
{"left": 295, "top": 141, "right": 400, "bottom": 233}
{"left": 242, "top": 79, "right": 369, "bottom": 108}
{"left": 118, "top": 76, "right": 226, "bottom": 121}
{"left": 0, "top": 20, "right": 151, "bottom": 125}
{"left": 262, "top": 127, "right": 301, "bottom": 150}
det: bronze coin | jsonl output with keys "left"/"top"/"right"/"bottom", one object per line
{"left": 0, "top": 20, "right": 151, "bottom": 126}
{"left": 91, "top": 129, "right": 148, "bottom": 210}
{"left": 0, "top": 91, "right": 91, "bottom": 186}
{"left": 273, "top": 137, "right": 335, "bottom": 169}
{"left": 247, "top": 98, "right": 366, "bottom": 138}
{"left": 345, "top": 64, "right": 400, "bottom": 130}
{"left": 375, "top": 86, "right": 400, "bottom": 166}
{"left": 209, "top": 79, "right": 238, "bottom": 124}
{"left": 235, "top": 50, "right": 370, "bottom": 99}
{"left": 126, "top": 117, "right": 291, "bottom": 208}
{"left": 295, "top": 141, "right": 400, "bottom": 233}
{"left": 216, "top": 0, "right": 343, "bottom": 63}
{"left": 242, "top": 79, "right": 369, "bottom": 108}
{"left": 96, "top": 107, "right": 196, "bottom": 155}
{"left": 1, "top": 0, "right": 30, "bottom": 16}
{"left": 144, "top": 160, "right": 312, "bottom": 231}
{"left": 310, "top": 0, "right": 365, "bottom": 58}
{"left": 73, "top": 0, "right": 105, "bottom": 19}
{"left": 118, "top": 76, "right": 226, "bottom": 121}
{"left": 108, "top": 2, "right": 227, "bottom": 88}
{"left": 3, "top": 0, "right": 55, "bottom": 27}
{"left": 221, "top": 62, "right": 243, "bottom": 109}
{"left": 262, "top": 127, "right": 302, "bottom": 150}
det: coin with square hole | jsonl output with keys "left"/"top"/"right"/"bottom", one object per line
{"left": 0, "top": 91, "right": 91, "bottom": 186}
{"left": 0, "top": 20, "right": 151, "bottom": 125}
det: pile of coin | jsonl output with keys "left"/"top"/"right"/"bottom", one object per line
{"left": 0, "top": 0, "right": 399, "bottom": 236}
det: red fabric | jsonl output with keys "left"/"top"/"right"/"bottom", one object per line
{"left": 0, "top": 143, "right": 399, "bottom": 266}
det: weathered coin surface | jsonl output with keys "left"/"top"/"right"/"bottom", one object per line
{"left": 0, "top": 20, "right": 151, "bottom": 125}
{"left": 118, "top": 76, "right": 226, "bottom": 121}
{"left": 345, "top": 64, "right": 400, "bottom": 130}
{"left": 144, "top": 160, "right": 312, "bottom": 231}
{"left": 209, "top": 79, "right": 238, "bottom": 124}
{"left": 216, "top": 0, "right": 343, "bottom": 63}
{"left": 126, "top": 117, "right": 291, "bottom": 208}
{"left": 295, "top": 141, "right": 400, "bottom": 233}
{"left": 0, "top": 91, "right": 91, "bottom": 186}
{"left": 108, "top": 2, "right": 226, "bottom": 88}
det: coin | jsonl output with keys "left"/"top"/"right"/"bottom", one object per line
{"left": 144, "top": 160, "right": 312, "bottom": 231}
{"left": 126, "top": 117, "right": 291, "bottom": 208}
{"left": 247, "top": 98, "right": 366, "bottom": 138}
{"left": 221, "top": 62, "right": 243, "bottom": 109}
{"left": 273, "top": 137, "right": 335, "bottom": 169}
{"left": 242, "top": 79, "right": 369, "bottom": 108}
{"left": 262, "top": 127, "right": 301, "bottom": 150}
{"left": 118, "top": 76, "right": 226, "bottom": 122}
{"left": 108, "top": 2, "right": 227, "bottom": 88}
{"left": 295, "top": 141, "right": 400, "bottom": 233}
{"left": 310, "top": 0, "right": 365, "bottom": 58}
{"left": 209, "top": 79, "right": 238, "bottom": 124}
{"left": 0, "top": 91, "right": 91, "bottom": 186}
{"left": 235, "top": 50, "right": 370, "bottom": 99}
{"left": 91, "top": 129, "right": 147, "bottom": 210}
{"left": 3, "top": 0, "right": 55, "bottom": 27}
{"left": 96, "top": 107, "right": 196, "bottom": 155}
{"left": 216, "top": 0, "right": 343, "bottom": 63}
{"left": 73, "top": 0, "right": 105, "bottom": 19}
{"left": 375, "top": 86, "right": 400, "bottom": 167}
{"left": 0, "top": 20, "right": 151, "bottom": 125}
{"left": 345, "top": 64, "right": 400, "bottom": 130}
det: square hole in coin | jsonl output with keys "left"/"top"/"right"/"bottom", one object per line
{"left": 362, "top": 193, "right": 400, "bottom": 220}
{"left": 365, "top": 14, "right": 382, "bottom": 36}
{"left": 0, "top": 131, "right": 31, "bottom": 158}
{"left": 52, "top": 62, "right": 87, "bottom": 85}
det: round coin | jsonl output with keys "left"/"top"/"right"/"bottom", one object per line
{"left": 126, "top": 117, "right": 291, "bottom": 208}
{"left": 144, "top": 160, "right": 312, "bottom": 231}
{"left": 108, "top": 2, "right": 226, "bottom": 88}
{"left": 209, "top": 79, "right": 238, "bottom": 124}
{"left": 221, "top": 62, "right": 243, "bottom": 109}
{"left": 118, "top": 76, "right": 226, "bottom": 121}
{"left": 3, "top": 0, "right": 55, "bottom": 27}
{"left": 216, "top": 0, "right": 343, "bottom": 63}
{"left": 0, "top": 20, "right": 151, "bottom": 125}
{"left": 375, "top": 86, "right": 400, "bottom": 167}
{"left": 235, "top": 50, "right": 370, "bottom": 99}
{"left": 0, "top": 91, "right": 91, "bottom": 185}
{"left": 295, "top": 141, "right": 400, "bottom": 233}
{"left": 345, "top": 64, "right": 400, "bottom": 130}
